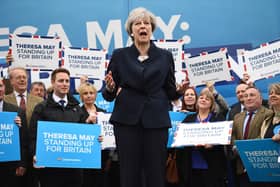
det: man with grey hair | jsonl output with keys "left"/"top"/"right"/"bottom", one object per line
{"left": 30, "top": 81, "right": 46, "bottom": 99}
{"left": 4, "top": 67, "right": 43, "bottom": 187}
{"left": 0, "top": 78, "right": 29, "bottom": 187}
{"left": 231, "top": 86, "right": 273, "bottom": 187}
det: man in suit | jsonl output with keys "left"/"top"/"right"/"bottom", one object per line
{"left": 30, "top": 81, "right": 46, "bottom": 99}
{"left": 4, "top": 67, "right": 43, "bottom": 187}
{"left": 0, "top": 78, "right": 29, "bottom": 187}
{"left": 4, "top": 67, "right": 43, "bottom": 126}
{"left": 231, "top": 86, "right": 273, "bottom": 187}
{"left": 228, "top": 82, "right": 248, "bottom": 121}
{"left": 29, "top": 68, "right": 97, "bottom": 187}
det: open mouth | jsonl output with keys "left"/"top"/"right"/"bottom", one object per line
{"left": 139, "top": 31, "right": 147, "bottom": 36}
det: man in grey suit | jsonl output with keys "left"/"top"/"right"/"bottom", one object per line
{"left": 4, "top": 67, "right": 43, "bottom": 187}
{"left": 231, "top": 86, "right": 273, "bottom": 187}
{"left": 0, "top": 78, "right": 29, "bottom": 187}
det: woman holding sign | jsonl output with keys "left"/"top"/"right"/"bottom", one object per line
{"left": 78, "top": 82, "right": 114, "bottom": 187}
{"left": 102, "top": 7, "right": 188, "bottom": 187}
{"left": 176, "top": 89, "right": 227, "bottom": 187}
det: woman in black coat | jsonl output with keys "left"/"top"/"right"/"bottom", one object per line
{"left": 102, "top": 7, "right": 188, "bottom": 187}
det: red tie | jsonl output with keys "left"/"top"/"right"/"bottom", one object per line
{"left": 244, "top": 112, "right": 253, "bottom": 139}
{"left": 19, "top": 94, "right": 26, "bottom": 111}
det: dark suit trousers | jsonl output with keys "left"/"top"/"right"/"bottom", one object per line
{"left": 114, "top": 124, "right": 168, "bottom": 187}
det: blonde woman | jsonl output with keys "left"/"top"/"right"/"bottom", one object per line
{"left": 78, "top": 83, "right": 108, "bottom": 187}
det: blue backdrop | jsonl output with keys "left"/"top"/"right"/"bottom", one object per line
{"left": 1, "top": 0, "right": 280, "bottom": 106}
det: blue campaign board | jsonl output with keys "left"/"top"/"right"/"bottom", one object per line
{"left": 36, "top": 121, "right": 101, "bottom": 168}
{"left": 235, "top": 138, "right": 280, "bottom": 182}
{"left": 167, "top": 111, "right": 194, "bottom": 148}
{"left": 0, "top": 112, "right": 20, "bottom": 162}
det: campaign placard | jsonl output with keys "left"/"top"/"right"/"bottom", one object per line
{"left": 172, "top": 121, "right": 233, "bottom": 147}
{"left": 62, "top": 47, "right": 107, "bottom": 79}
{"left": 185, "top": 49, "right": 232, "bottom": 86}
{"left": 0, "top": 112, "right": 20, "bottom": 162}
{"left": 167, "top": 111, "right": 189, "bottom": 148}
{"left": 97, "top": 112, "right": 116, "bottom": 149}
{"left": 241, "top": 40, "right": 280, "bottom": 81}
{"left": 9, "top": 34, "right": 61, "bottom": 70}
{"left": 96, "top": 92, "right": 115, "bottom": 113}
{"left": 235, "top": 139, "right": 280, "bottom": 182}
{"left": 155, "top": 39, "right": 184, "bottom": 73}
{"left": 35, "top": 121, "right": 101, "bottom": 168}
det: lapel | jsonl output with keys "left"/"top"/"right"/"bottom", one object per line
{"left": 4, "top": 93, "right": 17, "bottom": 106}
{"left": 237, "top": 112, "right": 247, "bottom": 139}
{"left": 247, "top": 107, "right": 264, "bottom": 138}
{"left": 2, "top": 101, "right": 8, "bottom": 111}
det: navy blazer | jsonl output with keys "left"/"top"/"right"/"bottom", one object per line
{"left": 102, "top": 42, "right": 181, "bottom": 128}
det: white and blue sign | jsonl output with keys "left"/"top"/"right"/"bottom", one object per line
{"left": 0, "top": 112, "right": 20, "bottom": 162}
{"left": 36, "top": 121, "right": 101, "bottom": 168}
{"left": 96, "top": 92, "right": 114, "bottom": 113}
{"left": 235, "top": 139, "right": 280, "bottom": 182}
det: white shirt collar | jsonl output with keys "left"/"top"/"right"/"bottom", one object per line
{"left": 14, "top": 90, "right": 27, "bottom": 97}
{"left": 0, "top": 100, "right": 3, "bottom": 112}
{"left": 52, "top": 93, "right": 68, "bottom": 105}
{"left": 14, "top": 91, "right": 27, "bottom": 106}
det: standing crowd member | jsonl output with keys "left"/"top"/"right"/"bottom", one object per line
{"left": 231, "top": 86, "right": 273, "bottom": 187}
{"left": 177, "top": 89, "right": 227, "bottom": 187}
{"left": 180, "top": 87, "right": 197, "bottom": 112}
{"left": 260, "top": 84, "right": 280, "bottom": 187}
{"left": 4, "top": 67, "right": 43, "bottom": 187}
{"left": 102, "top": 7, "right": 188, "bottom": 187}
{"left": 0, "top": 78, "right": 28, "bottom": 187}
{"left": 4, "top": 67, "right": 43, "bottom": 126}
{"left": 261, "top": 83, "right": 280, "bottom": 138}
{"left": 29, "top": 68, "right": 99, "bottom": 187}
{"left": 78, "top": 82, "right": 112, "bottom": 187}
{"left": 228, "top": 82, "right": 249, "bottom": 121}
{"left": 30, "top": 81, "right": 46, "bottom": 99}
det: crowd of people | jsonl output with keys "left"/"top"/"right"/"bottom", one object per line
{"left": 1, "top": 6, "right": 280, "bottom": 187}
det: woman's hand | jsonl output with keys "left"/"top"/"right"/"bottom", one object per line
{"left": 272, "top": 133, "right": 280, "bottom": 142}
{"left": 176, "top": 79, "right": 190, "bottom": 94}
{"left": 105, "top": 71, "right": 115, "bottom": 92}
{"left": 86, "top": 112, "right": 98, "bottom": 124}
{"left": 33, "top": 156, "right": 45, "bottom": 169}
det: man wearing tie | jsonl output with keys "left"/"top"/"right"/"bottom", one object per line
{"left": 4, "top": 67, "right": 43, "bottom": 126}
{"left": 231, "top": 86, "right": 273, "bottom": 187}
{"left": 0, "top": 78, "right": 29, "bottom": 187}
{"left": 4, "top": 67, "right": 43, "bottom": 187}
{"left": 29, "top": 68, "right": 97, "bottom": 187}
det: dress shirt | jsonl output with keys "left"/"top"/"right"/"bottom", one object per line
{"left": 14, "top": 91, "right": 27, "bottom": 106}
{"left": 0, "top": 100, "right": 3, "bottom": 111}
{"left": 243, "top": 111, "right": 256, "bottom": 137}
{"left": 52, "top": 93, "right": 68, "bottom": 106}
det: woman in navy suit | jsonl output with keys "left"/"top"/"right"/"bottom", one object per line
{"left": 102, "top": 7, "right": 188, "bottom": 187}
